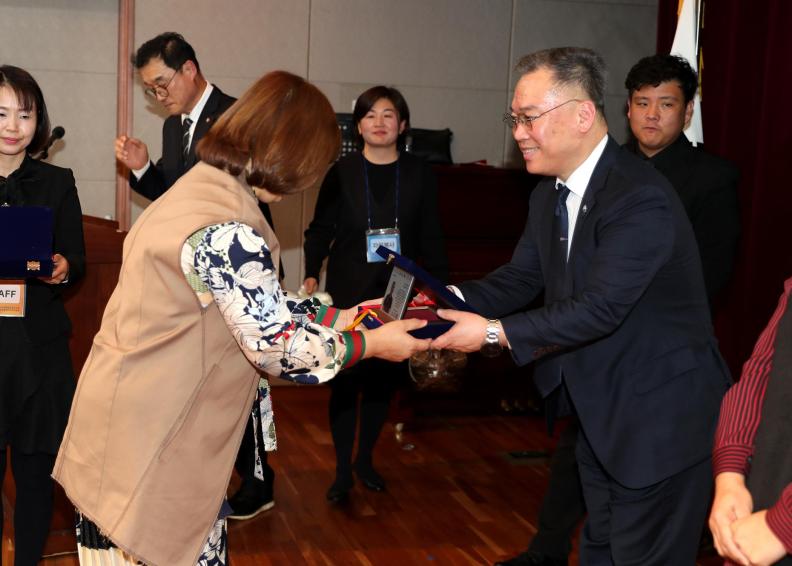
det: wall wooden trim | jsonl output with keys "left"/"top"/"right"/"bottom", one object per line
{"left": 115, "top": 0, "right": 134, "bottom": 231}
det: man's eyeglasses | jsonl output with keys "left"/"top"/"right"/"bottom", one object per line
{"left": 502, "top": 99, "right": 581, "bottom": 130}
{"left": 143, "top": 69, "right": 179, "bottom": 100}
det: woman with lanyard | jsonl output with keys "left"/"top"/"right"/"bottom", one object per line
{"left": 303, "top": 85, "right": 448, "bottom": 504}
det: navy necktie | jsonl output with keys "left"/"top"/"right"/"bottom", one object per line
{"left": 182, "top": 117, "right": 193, "bottom": 162}
{"left": 534, "top": 183, "right": 573, "bottom": 399}
{"left": 555, "top": 183, "right": 571, "bottom": 257}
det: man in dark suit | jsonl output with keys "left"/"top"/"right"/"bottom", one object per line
{"left": 114, "top": 32, "right": 275, "bottom": 520}
{"left": 433, "top": 47, "right": 731, "bottom": 565}
{"left": 505, "top": 54, "right": 743, "bottom": 566}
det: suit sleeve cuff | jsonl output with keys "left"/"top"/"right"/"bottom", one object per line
{"left": 132, "top": 161, "right": 151, "bottom": 180}
{"left": 340, "top": 331, "right": 366, "bottom": 369}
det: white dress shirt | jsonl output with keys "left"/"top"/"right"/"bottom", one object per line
{"left": 556, "top": 134, "right": 608, "bottom": 258}
{"left": 132, "top": 83, "right": 215, "bottom": 180}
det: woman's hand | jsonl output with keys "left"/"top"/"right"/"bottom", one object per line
{"left": 730, "top": 510, "right": 788, "bottom": 566}
{"left": 710, "top": 472, "right": 753, "bottom": 565}
{"left": 39, "top": 253, "right": 69, "bottom": 284}
{"left": 335, "top": 297, "right": 385, "bottom": 330}
{"left": 363, "top": 319, "right": 430, "bottom": 362}
{"left": 302, "top": 277, "right": 319, "bottom": 295}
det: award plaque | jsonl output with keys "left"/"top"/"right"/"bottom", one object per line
{"left": 0, "top": 206, "right": 54, "bottom": 278}
{"left": 366, "top": 245, "right": 478, "bottom": 339}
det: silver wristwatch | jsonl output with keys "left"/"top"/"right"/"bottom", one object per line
{"left": 480, "top": 319, "right": 503, "bottom": 358}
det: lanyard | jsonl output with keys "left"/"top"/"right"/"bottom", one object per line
{"left": 362, "top": 154, "right": 400, "bottom": 230}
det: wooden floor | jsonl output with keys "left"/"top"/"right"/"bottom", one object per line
{"left": 15, "top": 385, "right": 721, "bottom": 565}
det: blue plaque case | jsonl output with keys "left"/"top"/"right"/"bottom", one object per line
{"left": 0, "top": 206, "right": 54, "bottom": 278}
{"left": 360, "top": 245, "right": 478, "bottom": 339}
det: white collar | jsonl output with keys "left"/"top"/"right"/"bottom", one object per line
{"left": 556, "top": 134, "right": 608, "bottom": 198}
{"left": 183, "top": 83, "right": 214, "bottom": 124}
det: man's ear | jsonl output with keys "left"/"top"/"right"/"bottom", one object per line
{"left": 577, "top": 100, "right": 597, "bottom": 132}
{"left": 683, "top": 99, "right": 694, "bottom": 129}
{"left": 398, "top": 120, "right": 407, "bottom": 135}
{"left": 182, "top": 60, "right": 198, "bottom": 79}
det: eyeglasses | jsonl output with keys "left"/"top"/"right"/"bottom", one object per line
{"left": 502, "top": 99, "right": 581, "bottom": 130}
{"left": 143, "top": 69, "right": 179, "bottom": 100}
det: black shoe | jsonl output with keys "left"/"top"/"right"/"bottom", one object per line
{"left": 494, "top": 550, "right": 568, "bottom": 566}
{"left": 354, "top": 464, "right": 386, "bottom": 492}
{"left": 326, "top": 475, "right": 353, "bottom": 504}
{"left": 228, "top": 478, "right": 274, "bottom": 520}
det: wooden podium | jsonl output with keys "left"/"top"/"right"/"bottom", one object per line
{"left": 2, "top": 215, "right": 125, "bottom": 561}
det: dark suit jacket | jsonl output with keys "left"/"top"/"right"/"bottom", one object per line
{"left": 130, "top": 86, "right": 236, "bottom": 201}
{"left": 303, "top": 152, "right": 448, "bottom": 309}
{"left": 129, "top": 85, "right": 276, "bottom": 237}
{"left": 625, "top": 135, "right": 740, "bottom": 302}
{"left": 4, "top": 155, "right": 86, "bottom": 344}
{"left": 460, "top": 137, "right": 731, "bottom": 489}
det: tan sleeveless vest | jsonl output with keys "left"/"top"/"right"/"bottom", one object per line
{"left": 54, "top": 163, "right": 280, "bottom": 566}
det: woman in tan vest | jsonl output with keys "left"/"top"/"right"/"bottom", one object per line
{"left": 53, "top": 71, "right": 430, "bottom": 566}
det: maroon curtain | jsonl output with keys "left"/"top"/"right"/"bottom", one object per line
{"left": 657, "top": 0, "right": 792, "bottom": 374}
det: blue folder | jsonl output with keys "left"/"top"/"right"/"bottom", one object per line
{"left": 0, "top": 206, "right": 54, "bottom": 278}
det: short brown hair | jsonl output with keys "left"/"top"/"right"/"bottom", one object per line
{"left": 197, "top": 71, "right": 340, "bottom": 195}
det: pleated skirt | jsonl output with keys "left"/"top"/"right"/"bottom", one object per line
{"left": 74, "top": 512, "right": 227, "bottom": 566}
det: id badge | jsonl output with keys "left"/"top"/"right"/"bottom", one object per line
{"left": 365, "top": 228, "right": 401, "bottom": 263}
{"left": 0, "top": 280, "right": 26, "bottom": 317}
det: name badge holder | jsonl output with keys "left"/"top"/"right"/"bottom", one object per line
{"left": 362, "top": 154, "right": 401, "bottom": 263}
{"left": 0, "top": 280, "right": 26, "bottom": 317}
{"left": 366, "top": 228, "right": 400, "bottom": 263}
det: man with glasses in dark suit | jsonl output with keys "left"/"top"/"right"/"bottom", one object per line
{"left": 114, "top": 32, "right": 276, "bottom": 521}
{"left": 500, "top": 53, "right": 742, "bottom": 566}
{"left": 434, "top": 47, "right": 730, "bottom": 565}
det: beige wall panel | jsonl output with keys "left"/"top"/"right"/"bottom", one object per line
{"left": 511, "top": 0, "right": 658, "bottom": 98}
{"left": 134, "top": 0, "right": 310, "bottom": 80}
{"left": 71, "top": 180, "right": 117, "bottom": 220}
{"left": 397, "top": 85, "right": 510, "bottom": 165}
{"left": 313, "top": 81, "right": 372, "bottom": 116}
{"left": 0, "top": 0, "right": 117, "bottom": 73}
{"left": 36, "top": 70, "right": 117, "bottom": 178}
{"left": 42, "top": 69, "right": 118, "bottom": 218}
{"left": 0, "top": 0, "right": 118, "bottom": 219}
{"left": 309, "top": 0, "right": 513, "bottom": 89}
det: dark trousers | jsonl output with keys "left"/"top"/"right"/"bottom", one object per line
{"left": 529, "top": 418, "right": 585, "bottom": 560}
{"left": 576, "top": 430, "right": 711, "bottom": 566}
{"left": 234, "top": 410, "right": 274, "bottom": 490}
{"left": 0, "top": 449, "right": 56, "bottom": 566}
{"left": 328, "top": 359, "right": 400, "bottom": 477}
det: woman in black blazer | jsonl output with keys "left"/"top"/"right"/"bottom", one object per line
{"left": 303, "top": 86, "right": 447, "bottom": 504}
{"left": 0, "top": 65, "right": 85, "bottom": 564}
